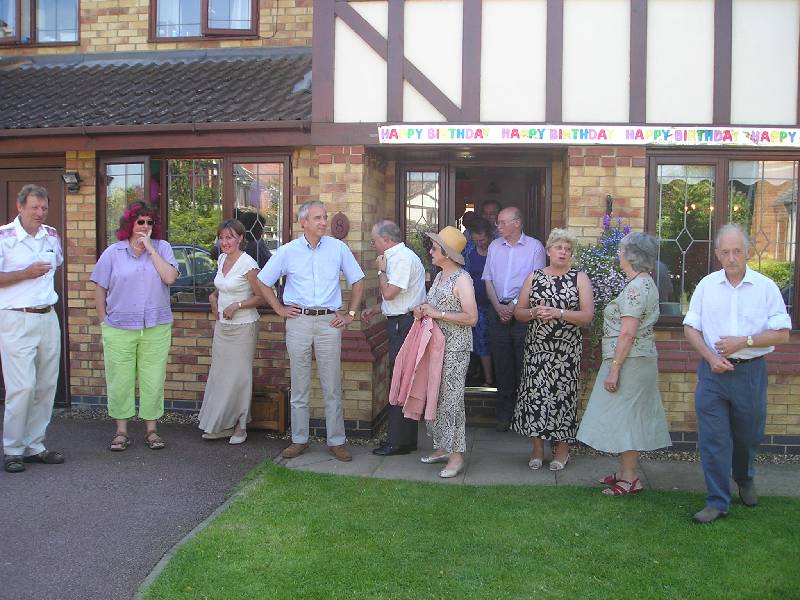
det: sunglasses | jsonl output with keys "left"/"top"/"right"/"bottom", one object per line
{"left": 136, "top": 218, "right": 154, "bottom": 226}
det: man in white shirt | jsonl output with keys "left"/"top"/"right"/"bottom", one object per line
{"left": 684, "top": 223, "right": 791, "bottom": 523}
{"left": 362, "top": 220, "right": 426, "bottom": 456}
{"left": 0, "top": 185, "right": 65, "bottom": 474}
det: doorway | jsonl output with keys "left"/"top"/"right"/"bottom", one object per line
{"left": 0, "top": 169, "right": 70, "bottom": 406}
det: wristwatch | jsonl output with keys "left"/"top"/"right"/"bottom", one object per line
{"left": 511, "top": 297, "right": 518, "bottom": 306}
{"left": 746, "top": 335, "right": 754, "bottom": 347}
{"left": 348, "top": 310, "right": 356, "bottom": 318}
{"left": 377, "top": 270, "right": 383, "bottom": 276}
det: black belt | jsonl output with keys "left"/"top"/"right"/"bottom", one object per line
{"left": 728, "top": 356, "right": 764, "bottom": 365}
{"left": 9, "top": 306, "right": 52, "bottom": 314}
{"left": 301, "top": 308, "right": 335, "bottom": 316}
{"left": 386, "top": 312, "right": 412, "bottom": 320}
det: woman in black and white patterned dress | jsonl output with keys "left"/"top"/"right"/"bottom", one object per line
{"left": 414, "top": 226, "right": 478, "bottom": 479}
{"left": 512, "top": 229, "right": 594, "bottom": 471}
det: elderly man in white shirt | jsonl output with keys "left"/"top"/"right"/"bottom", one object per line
{"left": 0, "top": 185, "right": 65, "bottom": 474}
{"left": 684, "top": 223, "right": 791, "bottom": 523}
{"left": 362, "top": 220, "right": 426, "bottom": 456}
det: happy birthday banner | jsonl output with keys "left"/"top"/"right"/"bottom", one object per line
{"left": 377, "top": 124, "right": 800, "bottom": 147}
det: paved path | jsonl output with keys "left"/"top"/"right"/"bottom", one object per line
{"left": 0, "top": 416, "right": 284, "bottom": 600}
{"left": 278, "top": 427, "right": 800, "bottom": 497}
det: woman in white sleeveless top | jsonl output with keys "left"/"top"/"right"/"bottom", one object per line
{"left": 198, "top": 219, "right": 264, "bottom": 444}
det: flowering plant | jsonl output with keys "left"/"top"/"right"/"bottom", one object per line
{"left": 574, "top": 215, "right": 630, "bottom": 352}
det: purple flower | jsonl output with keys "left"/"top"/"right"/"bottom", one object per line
{"left": 623, "top": 224, "right": 631, "bottom": 234}
{"left": 602, "top": 214, "right": 611, "bottom": 229}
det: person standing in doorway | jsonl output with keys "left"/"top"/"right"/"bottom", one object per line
{"left": 684, "top": 223, "right": 791, "bottom": 523}
{"left": 464, "top": 217, "right": 494, "bottom": 387}
{"left": 482, "top": 207, "right": 546, "bottom": 431}
{"left": 257, "top": 200, "right": 365, "bottom": 462}
{"left": 0, "top": 184, "right": 65, "bottom": 474}
{"left": 362, "top": 220, "right": 426, "bottom": 456}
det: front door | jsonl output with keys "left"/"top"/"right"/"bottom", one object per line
{"left": 0, "top": 170, "right": 70, "bottom": 406}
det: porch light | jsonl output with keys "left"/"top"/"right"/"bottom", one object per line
{"left": 61, "top": 171, "right": 81, "bottom": 193}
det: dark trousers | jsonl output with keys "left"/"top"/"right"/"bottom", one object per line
{"left": 695, "top": 357, "right": 768, "bottom": 511}
{"left": 384, "top": 313, "right": 418, "bottom": 447}
{"left": 488, "top": 309, "right": 527, "bottom": 423}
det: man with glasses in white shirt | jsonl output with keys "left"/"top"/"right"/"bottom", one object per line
{"left": 684, "top": 223, "right": 791, "bottom": 523}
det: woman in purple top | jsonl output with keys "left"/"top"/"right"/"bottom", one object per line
{"left": 90, "top": 202, "right": 179, "bottom": 452}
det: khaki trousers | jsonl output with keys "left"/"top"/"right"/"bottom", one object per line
{"left": 285, "top": 313, "right": 345, "bottom": 446}
{"left": 0, "top": 309, "right": 61, "bottom": 457}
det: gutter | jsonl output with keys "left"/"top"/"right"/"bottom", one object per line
{"left": 0, "top": 120, "right": 312, "bottom": 138}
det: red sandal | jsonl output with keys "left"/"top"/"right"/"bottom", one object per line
{"left": 602, "top": 477, "right": 643, "bottom": 496}
{"left": 599, "top": 473, "right": 619, "bottom": 486}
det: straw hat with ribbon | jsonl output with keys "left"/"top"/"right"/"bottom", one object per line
{"left": 426, "top": 226, "right": 466, "bottom": 266}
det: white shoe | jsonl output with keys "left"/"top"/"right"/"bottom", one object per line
{"left": 439, "top": 463, "right": 463, "bottom": 478}
{"left": 528, "top": 457, "right": 543, "bottom": 470}
{"left": 229, "top": 431, "right": 247, "bottom": 445}
{"left": 202, "top": 428, "right": 234, "bottom": 440}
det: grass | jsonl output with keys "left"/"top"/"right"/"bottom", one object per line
{"left": 144, "top": 464, "right": 800, "bottom": 600}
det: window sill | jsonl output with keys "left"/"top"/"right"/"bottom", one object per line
{"left": 0, "top": 40, "right": 79, "bottom": 48}
{"left": 148, "top": 34, "right": 260, "bottom": 43}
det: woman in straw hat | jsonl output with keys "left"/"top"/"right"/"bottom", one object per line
{"left": 415, "top": 226, "right": 478, "bottom": 478}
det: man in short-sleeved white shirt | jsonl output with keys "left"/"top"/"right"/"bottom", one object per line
{"left": 0, "top": 185, "right": 65, "bottom": 473}
{"left": 362, "top": 220, "right": 426, "bottom": 456}
{"left": 684, "top": 223, "right": 791, "bottom": 523}
{"left": 258, "top": 200, "right": 364, "bottom": 462}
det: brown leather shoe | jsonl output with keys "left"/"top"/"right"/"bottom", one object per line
{"left": 281, "top": 443, "right": 309, "bottom": 459}
{"left": 328, "top": 444, "right": 352, "bottom": 462}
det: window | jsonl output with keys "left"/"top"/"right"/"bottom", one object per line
{"left": 403, "top": 168, "right": 442, "bottom": 282}
{"left": 99, "top": 154, "right": 290, "bottom": 308}
{"left": 152, "top": 0, "right": 257, "bottom": 39}
{"left": 650, "top": 154, "right": 798, "bottom": 324}
{"left": 0, "top": 0, "right": 78, "bottom": 45}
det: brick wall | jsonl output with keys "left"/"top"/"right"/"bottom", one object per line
{"left": 0, "top": 0, "right": 311, "bottom": 57}
{"left": 566, "top": 146, "right": 647, "bottom": 242}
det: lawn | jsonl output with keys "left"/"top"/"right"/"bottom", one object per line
{"left": 144, "top": 463, "right": 799, "bottom": 600}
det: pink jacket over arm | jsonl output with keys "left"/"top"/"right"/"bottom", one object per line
{"left": 388, "top": 317, "right": 445, "bottom": 421}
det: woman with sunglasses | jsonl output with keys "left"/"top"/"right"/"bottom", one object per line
{"left": 90, "top": 202, "right": 179, "bottom": 451}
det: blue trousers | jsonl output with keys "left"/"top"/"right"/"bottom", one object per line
{"left": 695, "top": 358, "right": 767, "bottom": 511}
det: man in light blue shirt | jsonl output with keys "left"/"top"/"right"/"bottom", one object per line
{"left": 684, "top": 223, "right": 791, "bottom": 523}
{"left": 258, "top": 200, "right": 365, "bottom": 461}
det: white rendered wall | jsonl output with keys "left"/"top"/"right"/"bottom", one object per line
{"left": 403, "top": 0, "right": 463, "bottom": 118}
{"left": 480, "top": 0, "right": 547, "bottom": 122}
{"left": 647, "top": 0, "right": 714, "bottom": 124}
{"left": 350, "top": 0, "right": 388, "bottom": 38}
{"left": 334, "top": 17, "right": 388, "bottom": 123}
{"left": 731, "top": 0, "right": 799, "bottom": 125}
{"left": 403, "top": 81, "right": 447, "bottom": 122}
{"left": 562, "top": 0, "right": 630, "bottom": 122}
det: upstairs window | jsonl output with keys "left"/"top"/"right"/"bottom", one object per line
{"left": 0, "top": 0, "right": 78, "bottom": 45}
{"left": 152, "top": 0, "right": 257, "bottom": 39}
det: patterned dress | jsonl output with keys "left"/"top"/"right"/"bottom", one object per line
{"left": 512, "top": 268, "right": 582, "bottom": 442}
{"left": 425, "top": 269, "right": 472, "bottom": 453}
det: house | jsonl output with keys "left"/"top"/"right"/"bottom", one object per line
{"left": 1, "top": 0, "right": 798, "bottom": 453}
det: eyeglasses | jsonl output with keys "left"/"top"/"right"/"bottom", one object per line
{"left": 497, "top": 218, "right": 519, "bottom": 227}
{"left": 136, "top": 219, "right": 154, "bottom": 226}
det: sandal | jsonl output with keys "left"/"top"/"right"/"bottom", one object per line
{"left": 602, "top": 477, "right": 643, "bottom": 496}
{"left": 144, "top": 431, "right": 166, "bottom": 450}
{"left": 599, "top": 473, "right": 619, "bottom": 486}
{"left": 109, "top": 433, "right": 131, "bottom": 452}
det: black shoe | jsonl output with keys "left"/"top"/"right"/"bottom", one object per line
{"left": 495, "top": 420, "right": 511, "bottom": 433}
{"left": 372, "top": 444, "right": 416, "bottom": 456}
{"left": 4, "top": 456, "right": 25, "bottom": 473}
{"left": 23, "top": 450, "right": 65, "bottom": 464}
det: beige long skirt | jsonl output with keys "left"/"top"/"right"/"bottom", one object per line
{"left": 198, "top": 320, "right": 259, "bottom": 434}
